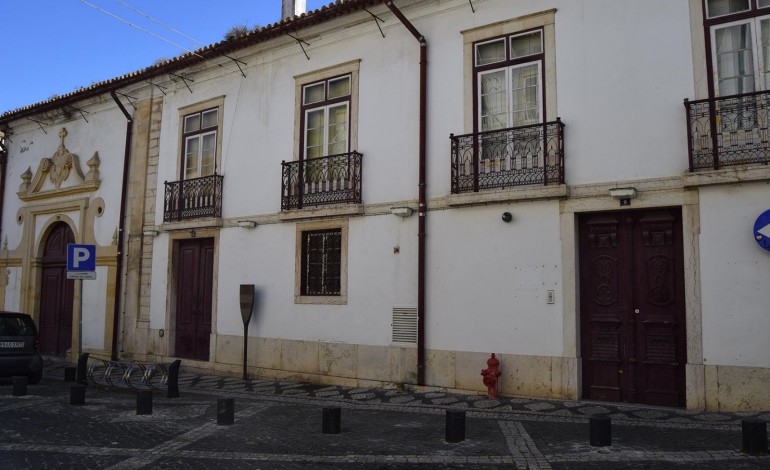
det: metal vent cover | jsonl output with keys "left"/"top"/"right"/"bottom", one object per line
{"left": 392, "top": 307, "right": 418, "bottom": 345}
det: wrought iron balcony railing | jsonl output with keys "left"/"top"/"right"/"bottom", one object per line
{"left": 281, "top": 151, "right": 363, "bottom": 210}
{"left": 163, "top": 174, "right": 223, "bottom": 222}
{"left": 450, "top": 119, "right": 564, "bottom": 194}
{"left": 685, "top": 90, "right": 770, "bottom": 171}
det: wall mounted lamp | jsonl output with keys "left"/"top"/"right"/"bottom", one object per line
{"left": 391, "top": 206, "right": 414, "bottom": 218}
{"left": 609, "top": 187, "right": 637, "bottom": 199}
{"left": 237, "top": 220, "right": 257, "bottom": 229}
{"left": 609, "top": 187, "right": 637, "bottom": 206}
{"left": 143, "top": 229, "right": 159, "bottom": 237}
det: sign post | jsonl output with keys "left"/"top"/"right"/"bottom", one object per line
{"left": 67, "top": 244, "right": 96, "bottom": 359}
{"left": 240, "top": 285, "right": 256, "bottom": 380}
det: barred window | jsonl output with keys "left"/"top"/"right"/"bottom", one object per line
{"left": 301, "top": 229, "right": 342, "bottom": 296}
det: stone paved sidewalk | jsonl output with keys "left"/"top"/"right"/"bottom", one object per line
{"left": 0, "top": 360, "right": 767, "bottom": 469}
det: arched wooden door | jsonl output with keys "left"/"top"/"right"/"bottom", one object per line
{"left": 38, "top": 222, "right": 75, "bottom": 356}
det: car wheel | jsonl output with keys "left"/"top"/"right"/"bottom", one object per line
{"left": 28, "top": 370, "right": 42, "bottom": 385}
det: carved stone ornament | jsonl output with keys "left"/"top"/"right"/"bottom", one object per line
{"left": 17, "top": 127, "right": 101, "bottom": 201}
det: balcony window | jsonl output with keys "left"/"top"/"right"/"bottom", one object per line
{"left": 165, "top": 98, "right": 224, "bottom": 222}
{"left": 285, "top": 61, "right": 361, "bottom": 211}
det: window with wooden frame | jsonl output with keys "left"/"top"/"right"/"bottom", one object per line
{"left": 178, "top": 97, "right": 224, "bottom": 181}
{"left": 302, "top": 75, "right": 351, "bottom": 159}
{"left": 461, "top": 10, "right": 556, "bottom": 134}
{"left": 703, "top": 1, "right": 770, "bottom": 131}
{"left": 294, "top": 220, "right": 348, "bottom": 304}
{"left": 293, "top": 60, "right": 360, "bottom": 162}
{"left": 475, "top": 29, "right": 544, "bottom": 131}
{"left": 705, "top": 1, "right": 770, "bottom": 96}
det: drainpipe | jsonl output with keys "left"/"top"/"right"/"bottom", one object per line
{"left": 0, "top": 134, "right": 7, "bottom": 250}
{"left": 110, "top": 90, "right": 133, "bottom": 361}
{"left": 384, "top": 0, "right": 428, "bottom": 386}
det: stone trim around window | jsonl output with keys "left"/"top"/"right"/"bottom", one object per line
{"left": 177, "top": 96, "right": 225, "bottom": 181}
{"left": 293, "top": 60, "right": 361, "bottom": 162}
{"left": 461, "top": 10, "right": 557, "bottom": 134}
{"left": 294, "top": 218, "right": 349, "bottom": 305}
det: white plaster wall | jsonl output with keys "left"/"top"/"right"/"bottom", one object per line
{"left": 2, "top": 107, "right": 128, "bottom": 249}
{"left": 153, "top": 16, "right": 422, "bottom": 223}
{"left": 700, "top": 183, "right": 770, "bottom": 368}
{"left": 82, "top": 266, "right": 108, "bottom": 350}
{"left": 215, "top": 213, "right": 417, "bottom": 346}
{"left": 554, "top": 0, "right": 694, "bottom": 184}
{"left": 428, "top": 201, "right": 563, "bottom": 356}
{"left": 147, "top": 0, "right": 694, "bottom": 359}
{"left": 417, "top": 0, "right": 695, "bottom": 196}
{"left": 4, "top": 267, "right": 21, "bottom": 312}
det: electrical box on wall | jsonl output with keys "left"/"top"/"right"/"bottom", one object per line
{"left": 546, "top": 290, "right": 555, "bottom": 304}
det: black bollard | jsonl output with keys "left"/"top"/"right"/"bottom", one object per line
{"left": 322, "top": 406, "right": 341, "bottom": 434}
{"left": 217, "top": 398, "right": 235, "bottom": 425}
{"left": 445, "top": 409, "right": 466, "bottom": 443}
{"left": 64, "top": 367, "right": 77, "bottom": 382}
{"left": 70, "top": 385, "right": 86, "bottom": 405}
{"left": 167, "top": 360, "right": 181, "bottom": 398}
{"left": 136, "top": 390, "right": 153, "bottom": 415}
{"left": 742, "top": 419, "right": 768, "bottom": 455}
{"left": 589, "top": 416, "right": 612, "bottom": 447}
{"left": 76, "top": 353, "right": 89, "bottom": 385}
{"left": 12, "top": 377, "right": 28, "bottom": 396}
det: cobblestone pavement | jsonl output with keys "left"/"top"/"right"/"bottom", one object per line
{"left": 0, "top": 361, "right": 768, "bottom": 469}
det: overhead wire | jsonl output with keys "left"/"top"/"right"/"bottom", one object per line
{"left": 79, "top": 0, "right": 246, "bottom": 77}
{"left": 112, "top": 0, "right": 205, "bottom": 47}
{"left": 78, "top": 0, "right": 205, "bottom": 59}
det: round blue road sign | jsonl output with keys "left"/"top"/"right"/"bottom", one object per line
{"left": 753, "top": 210, "right": 770, "bottom": 252}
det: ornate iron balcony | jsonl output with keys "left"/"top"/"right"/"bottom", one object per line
{"left": 685, "top": 91, "right": 770, "bottom": 171}
{"left": 281, "top": 151, "right": 363, "bottom": 210}
{"left": 163, "top": 174, "right": 223, "bottom": 222}
{"left": 450, "top": 119, "right": 564, "bottom": 194}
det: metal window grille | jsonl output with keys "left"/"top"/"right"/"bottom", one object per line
{"left": 301, "top": 229, "right": 341, "bottom": 296}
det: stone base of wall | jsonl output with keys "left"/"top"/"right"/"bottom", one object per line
{"left": 703, "top": 364, "right": 770, "bottom": 412}
{"left": 128, "top": 333, "right": 578, "bottom": 399}
{"left": 126, "top": 334, "right": 770, "bottom": 411}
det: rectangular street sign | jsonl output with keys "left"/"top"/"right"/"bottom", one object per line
{"left": 67, "top": 244, "right": 97, "bottom": 280}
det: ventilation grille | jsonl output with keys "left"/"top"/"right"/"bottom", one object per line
{"left": 392, "top": 307, "right": 418, "bottom": 345}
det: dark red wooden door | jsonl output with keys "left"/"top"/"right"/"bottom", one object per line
{"left": 38, "top": 223, "right": 75, "bottom": 356}
{"left": 175, "top": 238, "right": 214, "bottom": 361}
{"left": 579, "top": 209, "right": 686, "bottom": 407}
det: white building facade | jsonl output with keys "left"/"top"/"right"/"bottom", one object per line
{"left": 1, "top": 0, "right": 769, "bottom": 412}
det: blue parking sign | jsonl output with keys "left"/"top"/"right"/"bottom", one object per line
{"left": 67, "top": 244, "right": 96, "bottom": 280}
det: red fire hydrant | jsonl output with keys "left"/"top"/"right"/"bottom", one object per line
{"left": 481, "top": 353, "right": 502, "bottom": 399}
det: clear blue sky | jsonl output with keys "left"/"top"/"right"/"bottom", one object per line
{"left": 2, "top": 0, "right": 329, "bottom": 114}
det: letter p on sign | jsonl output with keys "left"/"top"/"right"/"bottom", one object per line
{"left": 67, "top": 244, "right": 96, "bottom": 280}
{"left": 72, "top": 247, "right": 90, "bottom": 268}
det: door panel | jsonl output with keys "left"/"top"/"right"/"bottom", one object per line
{"left": 634, "top": 214, "right": 686, "bottom": 406}
{"left": 580, "top": 209, "right": 686, "bottom": 407}
{"left": 39, "top": 268, "right": 63, "bottom": 355}
{"left": 39, "top": 223, "right": 75, "bottom": 356}
{"left": 175, "top": 238, "right": 214, "bottom": 361}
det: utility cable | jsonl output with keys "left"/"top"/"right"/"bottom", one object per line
{"left": 78, "top": 0, "right": 205, "bottom": 59}
{"left": 112, "top": 0, "right": 205, "bottom": 47}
